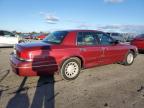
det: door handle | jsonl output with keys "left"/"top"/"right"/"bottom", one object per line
{"left": 80, "top": 48, "right": 87, "bottom": 52}
{"left": 102, "top": 47, "right": 108, "bottom": 56}
{"left": 105, "top": 47, "right": 108, "bottom": 50}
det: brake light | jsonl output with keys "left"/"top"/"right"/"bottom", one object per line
{"left": 16, "top": 51, "right": 32, "bottom": 62}
{"left": 21, "top": 52, "right": 29, "bottom": 59}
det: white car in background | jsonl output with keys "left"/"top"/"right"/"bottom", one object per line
{"left": 107, "top": 32, "right": 126, "bottom": 43}
{"left": 0, "top": 30, "right": 21, "bottom": 47}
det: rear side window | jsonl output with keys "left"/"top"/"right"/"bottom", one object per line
{"left": 77, "top": 32, "right": 98, "bottom": 46}
{"left": 43, "top": 31, "right": 68, "bottom": 44}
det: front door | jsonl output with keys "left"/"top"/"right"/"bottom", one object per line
{"left": 97, "top": 32, "right": 126, "bottom": 64}
{"left": 77, "top": 32, "right": 103, "bottom": 68}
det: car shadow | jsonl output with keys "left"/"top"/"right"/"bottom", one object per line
{"left": 6, "top": 76, "right": 56, "bottom": 108}
{"left": 31, "top": 76, "right": 55, "bottom": 108}
{"left": 30, "top": 45, "right": 57, "bottom": 108}
{"left": 0, "top": 70, "right": 10, "bottom": 83}
{"left": 6, "top": 77, "right": 29, "bottom": 108}
{"left": 0, "top": 70, "right": 10, "bottom": 100}
{"left": 6, "top": 44, "right": 57, "bottom": 108}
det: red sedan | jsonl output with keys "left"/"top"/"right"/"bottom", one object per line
{"left": 10, "top": 30, "right": 138, "bottom": 80}
{"left": 131, "top": 34, "right": 144, "bottom": 52}
{"left": 24, "top": 35, "right": 33, "bottom": 39}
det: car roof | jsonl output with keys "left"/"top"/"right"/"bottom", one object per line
{"left": 56, "top": 29, "right": 104, "bottom": 33}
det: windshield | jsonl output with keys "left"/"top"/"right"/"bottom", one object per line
{"left": 43, "top": 31, "right": 68, "bottom": 44}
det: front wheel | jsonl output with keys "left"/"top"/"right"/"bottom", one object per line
{"left": 60, "top": 58, "right": 81, "bottom": 80}
{"left": 122, "top": 51, "right": 134, "bottom": 66}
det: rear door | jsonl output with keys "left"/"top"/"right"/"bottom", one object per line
{"left": 77, "top": 32, "right": 103, "bottom": 68}
{"left": 97, "top": 32, "right": 126, "bottom": 64}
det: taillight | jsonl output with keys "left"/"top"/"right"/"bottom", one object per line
{"left": 16, "top": 51, "right": 32, "bottom": 62}
{"left": 21, "top": 52, "right": 29, "bottom": 59}
{"left": 13, "top": 44, "right": 32, "bottom": 62}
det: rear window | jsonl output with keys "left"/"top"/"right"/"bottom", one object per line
{"left": 43, "top": 31, "right": 68, "bottom": 44}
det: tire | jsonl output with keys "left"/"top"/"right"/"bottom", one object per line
{"left": 122, "top": 51, "right": 134, "bottom": 66}
{"left": 60, "top": 57, "right": 81, "bottom": 80}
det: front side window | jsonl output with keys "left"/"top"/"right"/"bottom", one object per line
{"left": 43, "top": 31, "right": 68, "bottom": 44}
{"left": 97, "top": 33, "right": 113, "bottom": 45}
{"left": 77, "top": 32, "right": 98, "bottom": 46}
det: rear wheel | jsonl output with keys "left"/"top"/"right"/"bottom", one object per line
{"left": 60, "top": 57, "right": 81, "bottom": 80}
{"left": 122, "top": 51, "right": 134, "bottom": 66}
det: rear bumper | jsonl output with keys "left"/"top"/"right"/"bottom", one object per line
{"left": 10, "top": 54, "right": 58, "bottom": 76}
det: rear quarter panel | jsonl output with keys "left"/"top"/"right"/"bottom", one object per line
{"left": 49, "top": 46, "right": 85, "bottom": 68}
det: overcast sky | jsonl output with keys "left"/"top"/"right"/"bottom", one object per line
{"left": 0, "top": 0, "right": 144, "bottom": 33}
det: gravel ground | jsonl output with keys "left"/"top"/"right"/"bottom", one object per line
{"left": 0, "top": 48, "right": 144, "bottom": 108}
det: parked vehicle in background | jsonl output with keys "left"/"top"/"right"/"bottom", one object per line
{"left": 107, "top": 32, "right": 126, "bottom": 42}
{"left": 10, "top": 30, "right": 138, "bottom": 80}
{"left": 126, "top": 36, "right": 134, "bottom": 42}
{"left": 124, "top": 33, "right": 136, "bottom": 42}
{"left": 32, "top": 33, "right": 47, "bottom": 40}
{"left": 23, "top": 33, "right": 47, "bottom": 40}
{"left": 131, "top": 34, "right": 144, "bottom": 52}
{"left": 19, "top": 33, "right": 30, "bottom": 39}
{"left": 24, "top": 34, "right": 33, "bottom": 39}
{"left": 0, "top": 30, "right": 21, "bottom": 47}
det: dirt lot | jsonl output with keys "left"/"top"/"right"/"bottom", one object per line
{"left": 0, "top": 48, "right": 144, "bottom": 108}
